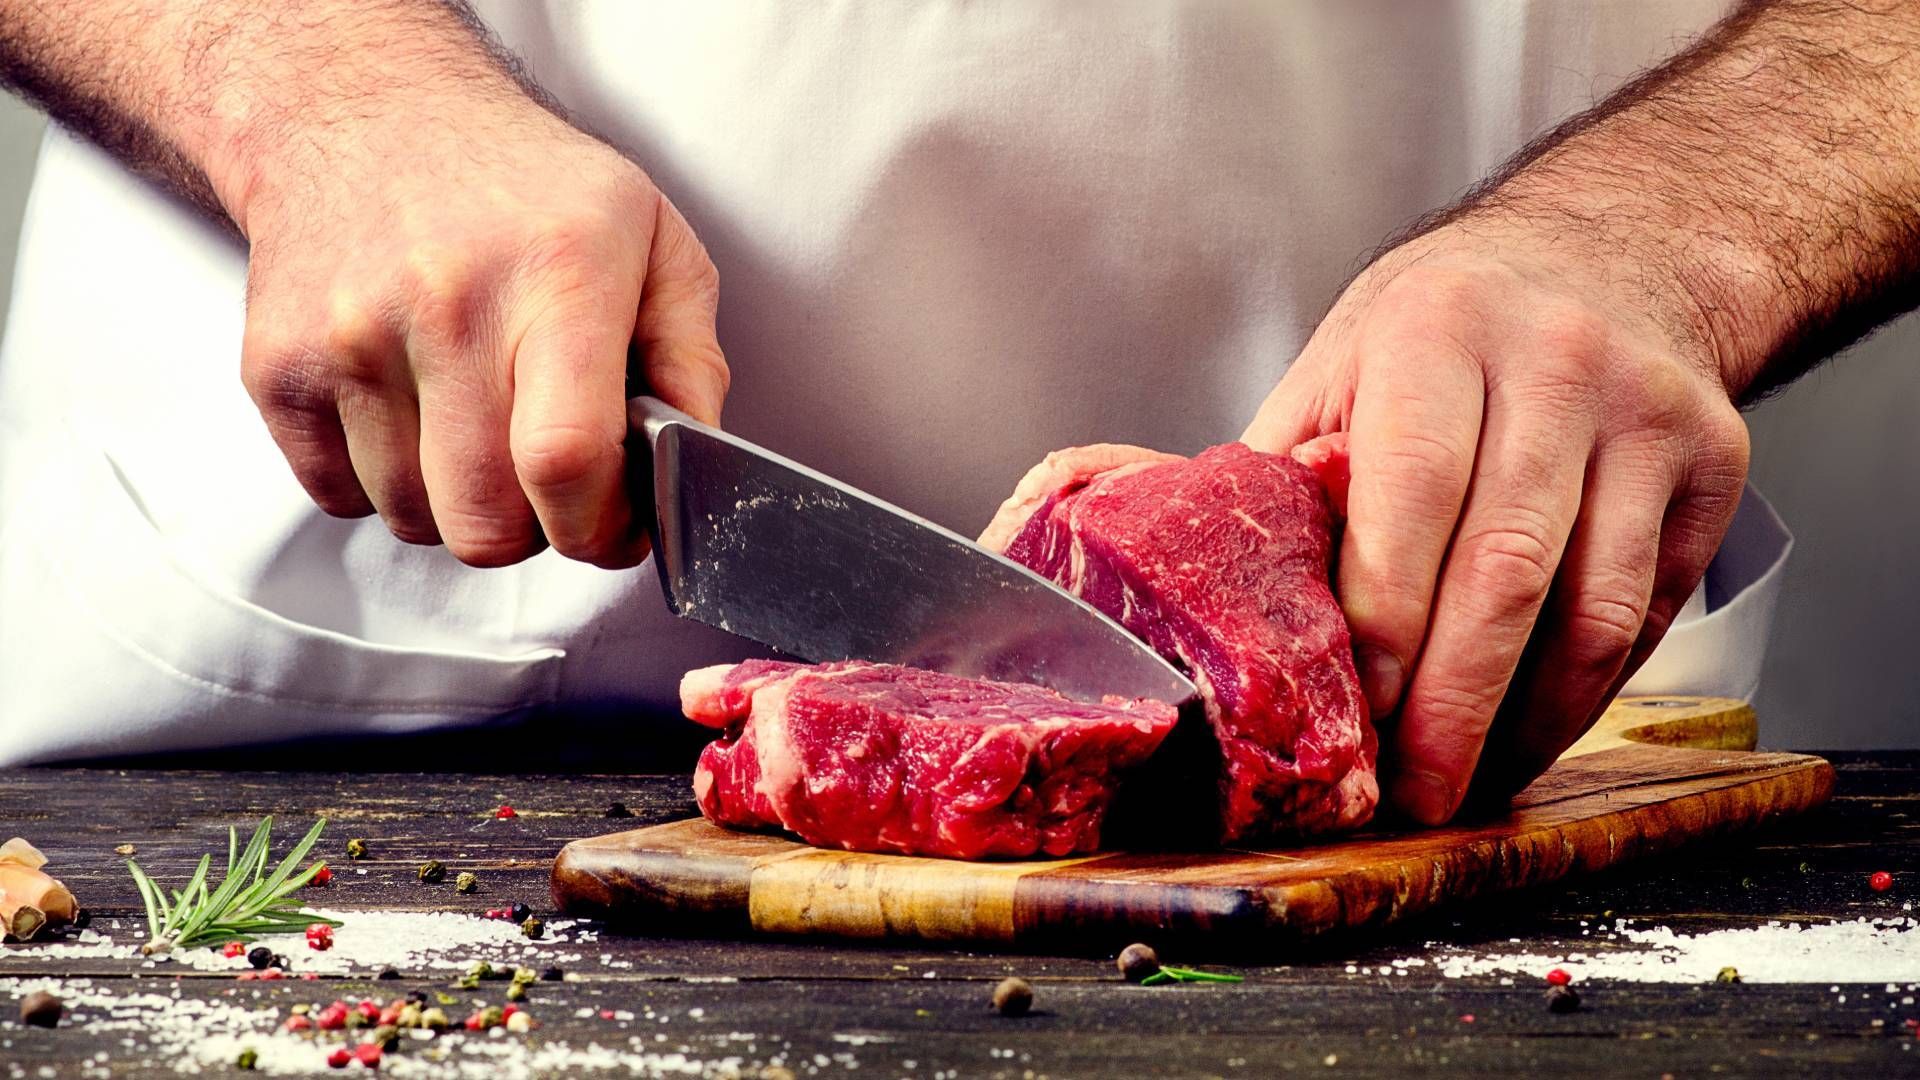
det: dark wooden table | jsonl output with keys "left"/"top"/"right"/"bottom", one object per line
{"left": 2, "top": 753, "right": 1916, "bottom": 1078}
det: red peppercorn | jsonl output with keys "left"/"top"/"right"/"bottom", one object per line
{"left": 305, "top": 924, "right": 334, "bottom": 951}
{"left": 496, "top": 804, "right": 518, "bottom": 819}
{"left": 378, "top": 1001, "right": 405, "bottom": 1026}
{"left": 502, "top": 1004, "right": 520, "bottom": 1019}
{"left": 310, "top": 864, "right": 333, "bottom": 887}
{"left": 355, "top": 1001, "right": 379, "bottom": 1023}
{"left": 316, "top": 1005, "right": 348, "bottom": 1031}
{"left": 464, "top": 1013, "right": 486, "bottom": 1031}
{"left": 236, "top": 971, "right": 259, "bottom": 981}
{"left": 302, "top": 973, "right": 319, "bottom": 981}
{"left": 353, "top": 1043, "right": 382, "bottom": 1069}
{"left": 1871, "top": 871, "right": 1895, "bottom": 892}
{"left": 326, "top": 1047, "right": 352, "bottom": 1068}
{"left": 258, "top": 969, "right": 285, "bottom": 980}
{"left": 283, "top": 1015, "right": 313, "bottom": 1032}
{"left": 1459, "top": 1014, "right": 1475, "bottom": 1024}
{"left": 222, "top": 941, "right": 247, "bottom": 958}
{"left": 1546, "top": 968, "right": 1572, "bottom": 986}
{"left": 599, "top": 1009, "right": 615, "bottom": 1020}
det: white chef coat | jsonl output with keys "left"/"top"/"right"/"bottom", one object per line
{"left": 0, "top": 0, "right": 1783, "bottom": 765}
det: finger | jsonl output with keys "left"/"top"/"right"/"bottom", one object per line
{"left": 635, "top": 196, "right": 728, "bottom": 427}
{"left": 1337, "top": 336, "right": 1485, "bottom": 718}
{"left": 1387, "top": 388, "right": 1594, "bottom": 825}
{"left": 338, "top": 376, "right": 438, "bottom": 546}
{"left": 511, "top": 299, "right": 640, "bottom": 568}
{"left": 241, "top": 338, "right": 374, "bottom": 518}
{"left": 1474, "top": 443, "right": 1670, "bottom": 793}
{"left": 412, "top": 333, "right": 544, "bottom": 568}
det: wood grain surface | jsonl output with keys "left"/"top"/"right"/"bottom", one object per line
{"left": 552, "top": 696, "right": 1832, "bottom": 949}
{"left": 3, "top": 756, "right": 1912, "bottom": 1078}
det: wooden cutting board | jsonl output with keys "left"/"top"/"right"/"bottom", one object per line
{"left": 551, "top": 696, "right": 1832, "bottom": 950}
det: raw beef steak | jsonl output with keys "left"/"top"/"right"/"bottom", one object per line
{"left": 685, "top": 660, "right": 1179, "bottom": 858}
{"left": 980, "top": 438, "right": 1376, "bottom": 841}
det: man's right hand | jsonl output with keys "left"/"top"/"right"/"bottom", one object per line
{"left": 234, "top": 97, "right": 727, "bottom": 568}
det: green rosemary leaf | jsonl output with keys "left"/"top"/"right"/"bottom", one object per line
{"left": 1158, "top": 967, "right": 1244, "bottom": 984}
{"left": 1138, "top": 971, "right": 1173, "bottom": 986}
{"left": 130, "top": 816, "right": 333, "bottom": 954}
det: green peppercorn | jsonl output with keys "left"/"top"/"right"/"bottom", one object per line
{"left": 419, "top": 1006, "right": 451, "bottom": 1031}
{"left": 478, "top": 1006, "right": 505, "bottom": 1029}
{"left": 418, "top": 860, "right": 446, "bottom": 884}
{"left": 468, "top": 960, "right": 493, "bottom": 980}
{"left": 505, "top": 982, "right": 526, "bottom": 1002}
{"left": 371, "top": 1024, "right": 400, "bottom": 1049}
{"left": 521, "top": 916, "right": 545, "bottom": 940}
{"left": 397, "top": 1004, "right": 423, "bottom": 1029}
{"left": 511, "top": 967, "right": 538, "bottom": 985}
{"left": 1716, "top": 966, "right": 1742, "bottom": 984}
{"left": 991, "top": 977, "right": 1034, "bottom": 1017}
{"left": 456, "top": 872, "right": 479, "bottom": 894}
{"left": 346, "top": 838, "right": 368, "bottom": 860}
{"left": 434, "top": 991, "right": 458, "bottom": 1006}
{"left": 236, "top": 1048, "right": 259, "bottom": 1070}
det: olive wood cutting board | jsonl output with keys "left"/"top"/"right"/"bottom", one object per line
{"left": 551, "top": 696, "right": 1832, "bottom": 950}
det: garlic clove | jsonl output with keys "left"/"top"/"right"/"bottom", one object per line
{"left": 0, "top": 838, "right": 47, "bottom": 870}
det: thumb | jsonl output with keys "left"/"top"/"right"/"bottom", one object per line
{"left": 637, "top": 195, "right": 729, "bottom": 426}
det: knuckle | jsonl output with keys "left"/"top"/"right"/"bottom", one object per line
{"left": 442, "top": 522, "right": 542, "bottom": 568}
{"left": 1458, "top": 514, "right": 1561, "bottom": 612}
{"left": 1405, "top": 678, "right": 1502, "bottom": 745}
{"left": 1562, "top": 591, "right": 1647, "bottom": 673}
{"left": 404, "top": 247, "right": 487, "bottom": 342}
{"left": 1364, "top": 430, "right": 1475, "bottom": 514}
{"left": 513, "top": 423, "right": 616, "bottom": 493}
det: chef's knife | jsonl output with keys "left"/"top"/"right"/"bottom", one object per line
{"left": 627, "top": 396, "right": 1197, "bottom": 707}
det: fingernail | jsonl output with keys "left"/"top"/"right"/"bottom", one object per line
{"left": 1390, "top": 768, "right": 1458, "bottom": 826}
{"left": 1353, "top": 644, "right": 1405, "bottom": 717}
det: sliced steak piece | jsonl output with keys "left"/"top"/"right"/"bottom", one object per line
{"left": 980, "top": 438, "right": 1376, "bottom": 841}
{"left": 685, "top": 659, "right": 1179, "bottom": 859}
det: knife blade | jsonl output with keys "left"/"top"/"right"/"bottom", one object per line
{"left": 627, "top": 396, "right": 1197, "bottom": 707}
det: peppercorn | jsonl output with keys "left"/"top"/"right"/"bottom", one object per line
{"left": 418, "top": 860, "right": 446, "bottom": 884}
{"left": 370, "top": 1024, "right": 400, "bottom": 1050}
{"left": 511, "top": 967, "right": 538, "bottom": 985}
{"left": 521, "top": 916, "right": 545, "bottom": 940}
{"left": 496, "top": 804, "right": 518, "bottom": 819}
{"left": 456, "top": 872, "right": 478, "bottom": 894}
{"left": 1871, "top": 871, "right": 1895, "bottom": 892}
{"left": 1716, "top": 966, "right": 1742, "bottom": 984}
{"left": 310, "top": 864, "right": 333, "bottom": 887}
{"left": 352, "top": 1043, "right": 382, "bottom": 1069}
{"left": 541, "top": 966, "right": 564, "bottom": 982}
{"left": 508, "top": 901, "right": 532, "bottom": 923}
{"left": 222, "top": 941, "right": 247, "bottom": 958}
{"left": 1117, "top": 943, "right": 1160, "bottom": 982}
{"left": 991, "top": 977, "right": 1034, "bottom": 1017}
{"left": 1545, "top": 984, "right": 1581, "bottom": 1013}
{"left": 418, "top": 1007, "right": 451, "bottom": 1031}
{"left": 506, "top": 1010, "right": 534, "bottom": 1034}
{"left": 467, "top": 960, "right": 494, "bottom": 981}
{"left": 305, "top": 924, "right": 334, "bottom": 951}
{"left": 1546, "top": 968, "right": 1572, "bottom": 987}
{"left": 326, "top": 1047, "right": 352, "bottom": 1069}
{"left": 346, "top": 838, "right": 368, "bottom": 860}
{"left": 282, "top": 1014, "right": 313, "bottom": 1033}
{"left": 606, "top": 802, "right": 634, "bottom": 818}
{"left": 376, "top": 968, "right": 399, "bottom": 981}
{"left": 71, "top": 908, "right": 91, "bottom": 929}
{"left": 397, "top": 1003, "right": 423, "bottom": 1029}
{"left": 378, "top": 1000, "right": 406, "bottom": 1027}
{"left": 248, "top": 945, "right": 273, "bottom": 970}
{"left": 236, "top": 1048, "right": 259, "bottom": 1070}
{"left": 271, "top": 953, "right": 291, "bottom": 971}
{"left": 506, "top": 982, "right": 526, "bottom": 1002}
{"left": 18, "top": 990, "right": 62, "bottom": 1028}
{"left": 406, "top": 990, "right": 428, "bottom": 1005}
{"left": 316, "top": 1004, "right": 349, "bottom": 1031}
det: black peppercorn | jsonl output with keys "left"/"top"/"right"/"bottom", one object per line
{"left": 540, "top": 966, "right": 564, "bottom": 982}
{"left": 270, "top": 953, "right": 290, "bottom": 971}
{"left": 991, "top": 977, "right": 1034, "bottom": 1017}
{"left": 605, "top": 802, "right": 634, "bottom": 818}
{"left": 19, "top": 991, "right": 62, "bottom": 1028}
{"left": 1545, "top": 984, "right": 1581, "bottom": 1013}
{"left": 407, "top": 990, "right": 429, "bottom": 1005}
{"left": 509, "top": 902, "right": 531, "bottom": 923}
{"left": 1117, "top": 943, "right": 1161, "bottom": 983}
{"left": 247, "top": 946, "right": 273, "bottom": 970}
{"left": 71, "top": 908, "right": 92, "bottom": 929}
{"left": 376, "top": 968, "right": 401, "bottom": 981}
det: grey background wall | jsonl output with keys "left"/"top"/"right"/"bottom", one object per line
{"left": 0, "top": 93, "right": 1912, "bottom": 750}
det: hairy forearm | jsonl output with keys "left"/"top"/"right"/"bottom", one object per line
{"left": 1408, "top": 0, "right": 1920, "bottom": 403}
{"left": 0, "top": 0, "right": 548, "bottom": 233}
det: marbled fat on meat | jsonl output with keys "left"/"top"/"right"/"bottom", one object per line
{"left": 685, "top": 660, "right": 1179, "bottom": 858}
{"left": 981, "top": 439, "right": 1377, "bottom": 841}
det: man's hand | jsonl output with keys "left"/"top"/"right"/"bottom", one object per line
{"left": 1249, "top": 0, "right": 1920, "bottom": 823}
{"left": 1244, "top": 224, "right": 1748, "bottom": 824}
{"left": 237, "top": 100, "right": 725, "bottom": 567}
{"left": 0, "top": 0, "right": 727, "bottom": 568}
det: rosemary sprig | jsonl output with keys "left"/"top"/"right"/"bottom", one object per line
{"left": 126, "top": 816, "right": 341, "bottom": 955}
{"left": 1138, "top": 966, "right": 1245, "bottom": 986}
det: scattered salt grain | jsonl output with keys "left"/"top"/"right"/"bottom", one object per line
{"left": 1425, "top": 917, "right": 1920, "bottom": 984}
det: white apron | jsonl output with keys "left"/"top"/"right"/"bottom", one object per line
{"left": 0, "top": 0, "right": 1779, "bottom": 765}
